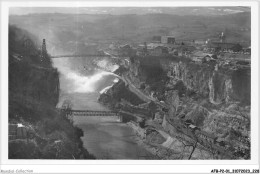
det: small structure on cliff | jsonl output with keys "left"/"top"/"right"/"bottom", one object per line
{"left": 161, "top": 36, "right": 175, "bottom": 44}
{"left": 41, "top": 39, "right": 47, "bottom": 59}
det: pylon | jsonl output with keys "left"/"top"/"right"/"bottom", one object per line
{"left": 41, "top": 39, "right": 47, "bottom": 59}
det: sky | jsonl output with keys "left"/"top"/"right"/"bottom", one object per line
{"left": 9, "top": 7, "right": 250, "bottom": 16}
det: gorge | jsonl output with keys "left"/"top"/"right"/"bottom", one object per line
{"left": 8, "top": 9, "right": 251, "bottom": 160}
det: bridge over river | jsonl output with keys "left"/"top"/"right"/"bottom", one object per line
{"left": 50, "top": 54, "right": 128, "bottom": 59}
{"left": 60, "top": 109, "right": 123, "bottom": 122}
{"left": 62, "top": 109, "right": 119, "bottom": 116}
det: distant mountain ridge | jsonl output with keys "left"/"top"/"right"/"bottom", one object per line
{"left": 9, "top": 11, "right": 250, "bottom": 54}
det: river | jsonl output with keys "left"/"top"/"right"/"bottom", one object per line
{"left": 52, "top": 57, "right": 152, "bottom": 159}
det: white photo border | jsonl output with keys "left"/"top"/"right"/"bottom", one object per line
{"left": 0, "top": 1, "right": 259, "bottom": 173}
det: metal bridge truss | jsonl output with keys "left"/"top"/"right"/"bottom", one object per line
{"left": 63, "top": 109, "right": 119, "bottom": 117}
{"left": 50, "top": 54, "right": 120, "bottom": 58}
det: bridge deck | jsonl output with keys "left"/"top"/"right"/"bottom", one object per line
{"left": 61, "top": 109, "right": 119, "bottom": 117}
{"left": 50, "top": 55, "right": 128, "bottom": 58}
{"left": 51, "top": 55, "right": 112, "bottom": 58}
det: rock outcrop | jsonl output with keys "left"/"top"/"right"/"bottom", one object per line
{"left": 128, "top": 56, "right": 250, "bottom": 105}
{"left": 98, "top": 80, "right": 145, "bottom": 109}
{"left": 126, "top": 55, "right": 250, "bottom": 159}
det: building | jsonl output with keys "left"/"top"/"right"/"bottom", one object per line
{"left": 136, "top": 43, "right": 148, "bottom": 56}
{"left": 9, "top": 123, "right": 28, "bottom": 140}
{"left": 192, "top": 51, "right": 207, "bottom": 62}
{"left": 118, "top": 44, "right": 136, "bottom": 56}
{"left": 203, "top": 54, "right": 218, "bottom": 62}
{"left": 109, "top": 43, "right": 118, "bottom": 50}
{"left": 161, "top": 36, "right": 175, "bottom": 44}
{"left": 219, "top": 32, "right": 226, "bottom": 43}
{"left": 149, "top": 46, "right": 168, "bottom": 56}
{"left": 147, "top": 43, "right": 165, "bottom": 49}
{"left": 194, "top": 40, "right": 206, "bottom": 45}
{"left": 207, "top": 42, "right": 237, "bottom": 52}
{"left": 188, "top": 124, "right": 200, "bottom": 133}
{"left": 197, "top": 130, "right": 216, "bottom": 145}
{"left": 176, "top": 45, "right": 196, "bottom": 56}
{"left": 243, "top": 46, "right": 251, "bottom": 54}
{"left": 152, "top": 36, "right": 162, "bottom": 43}
{"left": 178, "top": 45, "right": 196, "bottom": 52}
{"left": 169, "top": 49, "right": 178, "bottom": 56}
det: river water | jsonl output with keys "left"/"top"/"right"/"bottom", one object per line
{"left": 52, "top": 57, "right": 152, "bottom": 159}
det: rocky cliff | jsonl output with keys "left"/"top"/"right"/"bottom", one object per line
{"left": 98, "top": 80, "right": 145, "bottom": 110}
{"left": 8, "top": 25, "right": 94, "bottom": 159}
{"left": 129, "top": 56, "right": 250, "bottom": 106}
{"left": 164, "top": 61, "right": 250, "bottom": 105}
{"left": 9, "top": 25, "right": 59, "bottom": 121}
{"left": 97, "top": 53, "right": 250, "bottom": 159}
{"left": 126, "top": 55, "right": 250, "bottom": 159}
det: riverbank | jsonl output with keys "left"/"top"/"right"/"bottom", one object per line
{"left": 127, "top": 118, "right": 216, "bottom": 160}
{"left": 98, "top": 54, "right": 250, "bottom": 159}
{"left": 97, "top": 73, "right": 172, "bottom": 159}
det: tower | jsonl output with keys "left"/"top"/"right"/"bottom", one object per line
{"left": 219, "top": 32, "right": 226, "bottom": 43}
{"left": 143, "top": 42, "right": 148, "bottom": 55}
{"left": 41, "top": 39, "right": 47, "bottom": 59}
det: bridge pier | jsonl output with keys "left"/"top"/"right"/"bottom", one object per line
{"left": 118, "top": 114, "right": 122, "bottom": 122}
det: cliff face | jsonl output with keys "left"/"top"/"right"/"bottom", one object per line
{"left": 9, "top": 62, "right": 59, "bottom": 112}
{"left": 127, "top": 56, "right": 250, "bottom": 159}
{"left": 129, "top": 56, "right": 250, "bottom": 106}
{"left": 8, "top": 25, "right": 94, "bottom": 159}
{"left": 9, "top": 25, "right": 60, "bottom": 121}
{"left": 167, "top": 61, "right": 250, "bottom": 105}
{"left": 98, "top": 80, "right": 145, "bottom": 109}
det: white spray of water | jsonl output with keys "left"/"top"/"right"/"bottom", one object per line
{"left": 99, "top": 78, "right": 119, "bottom": 94}
{"left": 99, "top": 85, "right": 114, "bottom": 94}
{"left": 96, "top": 59, "right": 119, "bottom": 72}
{"left": 67, "top": 70, "right": 116, "bottom": 93}
{"left": 52, "top": 58, "right": 119, "bottom": 93}
{"left": 113, "top": 78, "right": 119, "bottom": 83}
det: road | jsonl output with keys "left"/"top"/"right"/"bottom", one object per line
{"left": 121, "top": 73, "right": 168, "bottom": 108}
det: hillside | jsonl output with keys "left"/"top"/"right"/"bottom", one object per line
{"left": 9, "top": 12, "right": 250, "bottom": 55}
{"left": 8, "top": 25, "right": 95, "bottom": 159}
